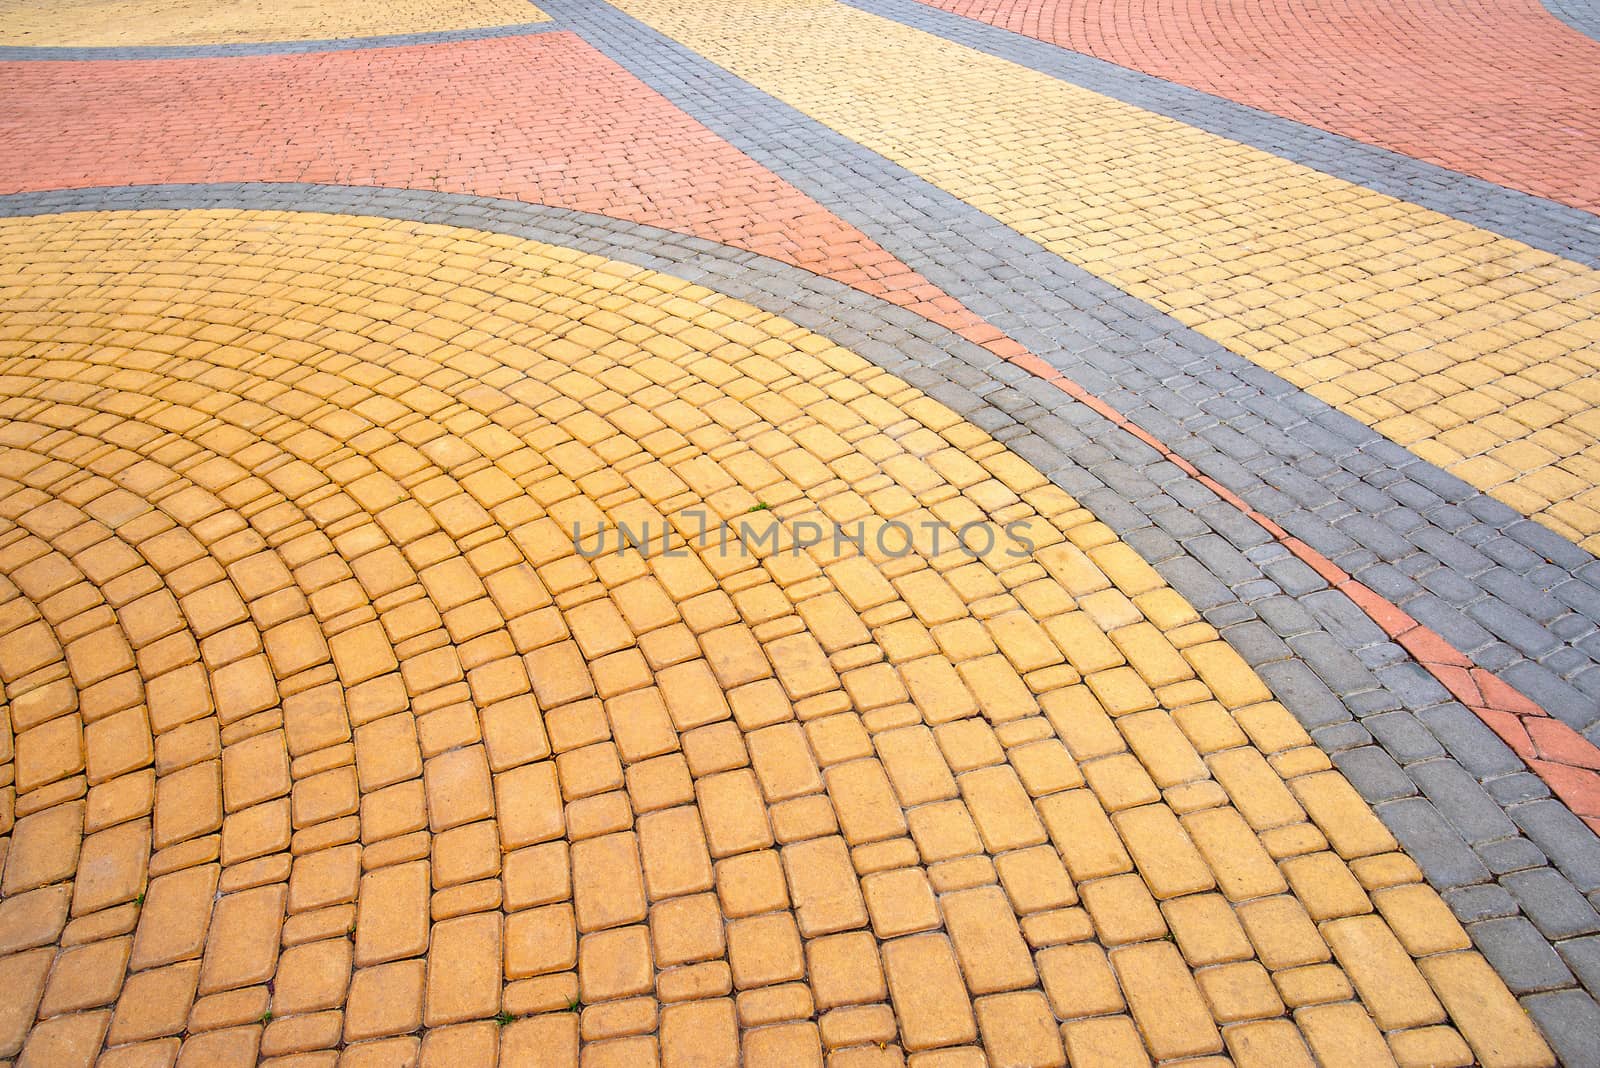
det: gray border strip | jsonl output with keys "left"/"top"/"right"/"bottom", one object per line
{"left": 1542, "top": 0, "right": 1600, "bottom": 40}
{"left": 851, "top": 0, "right": 1600, "bottom": 265}
{"left": 0, "top": 20, "right": 557, "bottom": 60}
{"left": 2, "top": 182, "right": 1597, "bottom": 1057}
{"left": 536, "top": 0, "right": 1600, "bottom": 739}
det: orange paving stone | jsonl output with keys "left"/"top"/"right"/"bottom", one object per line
{"left": 0, "top": 209, "right": 1559, "bottom": 1067}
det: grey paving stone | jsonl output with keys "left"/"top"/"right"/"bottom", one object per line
{"left": 1255, "top": 660, "right": 1350, "bottom": 728}
{"left": 1217, "top": 621, "right": 1293, "bottom": 667}
{"left": 1505, "top": 868, "right": 1600, "bottom": 941}
{"left": 1477, "top": 837, "right": 1552, "bottom": 878}
{"left": 1332, "top": 745, "right": 1416, "bottom": 802}
{"left": 1488, "top": 773, "right": 1554, "bottom": 806}
{"left": 1378, "top": 797, "right": 1492, "bottom": 889}
{"left": 1416, "top": 704, "right": 1528, "bottom": 780}
{"left": 1559, "top": 935, "right": 1600, "bottom": 998}
{"left": 1287, "top": 631, "right": 1380, "bottom": 695}
{"left": 1374, "top": 661, "right": 1453, "bottom": 709}
{"left": 1445, "top": 883, "right": 1522, "bottom": 923}
{"left": 1469, "top": 916, "right": 1578, "bottom": 994}
{"left": 1522, "top": 989, "right": 1600, "bottom": 1068}
{"left": 1512, "top": 801, "right": 1600, "bottom": 894}
{"left": 1362, "top": 711, "right": 1447, "bottom": 763}
{"left": 1410, "top": 760, "right": 1521, "bottom": 845}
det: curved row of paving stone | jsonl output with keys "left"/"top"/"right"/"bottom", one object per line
{"left": 0, "top": 205, "right": 1559, "bottom": 1067}
{"left": 542, "top": 0, "right": 1600, "bottom": 742}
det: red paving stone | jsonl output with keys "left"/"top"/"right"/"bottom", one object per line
{"left": 921, "top": 0, "right": 1600, "bottom": 214}
{"left": 0, "top": 32, "right": 1004, "bottom": 350}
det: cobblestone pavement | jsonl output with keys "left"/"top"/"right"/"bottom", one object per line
{"left": 915, "top": 0, "right": 1600, "bottom": 215}
{"left": 1, "top": 2, "right": 1600, "bottom": 1067}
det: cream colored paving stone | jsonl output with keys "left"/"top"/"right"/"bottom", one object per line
{"left": 0, "top": 210, "right": 1543, "bottom": 1067}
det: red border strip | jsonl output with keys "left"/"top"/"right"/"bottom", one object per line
{"left": 1003, "top": 351, "right": 1600, "bottom": 834}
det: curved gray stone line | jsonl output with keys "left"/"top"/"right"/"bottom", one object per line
{"left": 1542, "top": 0, "right": 1600, "bottom": 41}
{"left": 535, "top": 0, "right": 1600, "bottom": 741}
{"left": 852, "top": 0, "right": 1600, "bottom": 259}
{"left": 2, "top": 182, "right": 1597, "bottom": 1055}
{"left": 0, "top": 20, "right": 557, "bottom": 60}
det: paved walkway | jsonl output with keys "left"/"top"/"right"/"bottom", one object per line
{"left": 0, "top": 2, "right": 1598, "bottom": 1067}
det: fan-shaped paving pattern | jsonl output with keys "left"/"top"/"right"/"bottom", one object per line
{"left": 0, "top": 211, "right": 1554, "bottom": 1068}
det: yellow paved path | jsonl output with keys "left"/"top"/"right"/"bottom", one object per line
{"left": 0, "top": 211, "right": 1553, "bottom": 1067}
{"left": 612, "top": 0, "right": 1600, "bottom": 555}
{"left": 0, "top": 0, "right": 545, "bottom": 47}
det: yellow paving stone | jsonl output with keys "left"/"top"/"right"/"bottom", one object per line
{"left": 1079, "top": 873, "right": 1168, "bottom": 945}
{"left": 1222, "top": 1018, "right": 1316, "bottom": 1068}
{"left": 1197, "top": 961, "right": 1285, "bottom": 1022}
{"left": 1112, "top": 804, "right": 1215, "bottom": 899}
{"left": 570, "top": 831, "right": 648, "bottom": 932}
{"left": 1272, "top": 963, "right": 1354, "bottom": 1008}
{"left": 957, "top": 764, "right": 1047, "bottom": 852}
{"left": 1059, "top": 1016, "right": 1152, "bottom": 1068}
{"left": 1161, "top": 893, "right": 1255, "bottom": 966}
{"left": 0, "top": 212, "right": 1536, "bottom": 1068}
{"left": 873, "top": 726, "right": 957, "bottom": 806}
{"left": 941, "top": 885, "right": 1038, "bottom": 993}
{"left": 727, "top": 912, "right": 806, "bottom": 990}
{"left": 825, "top": 759, "right": 908, "bottom": 845}
{"left": 782, "top": 835, "right": 868, "bottom": 936}
{"left": 993, "top": 844, "right": 1076, "bottom": 914}
{"left": 1290, "top": 773, "right": 1401, "bottom": 861}
{"left": 696, "top": 769, "right": 775, "bottom": 857}
{"left": 973, "top": 991, "right": 1065, "bottom": 1068}
{"left": 1006, "top": 738, "right": 1083, "bottom": 797}
{"left": 1236, "top": 896, "right": 1332, "bottom": 971}
{"left": 659, "top": 998, "right": 738, "bottom": 1068}
{"left": 1280, "top": 852, "right": 1372, "bottom": 921}
{"left": 1037, "top": 788, "right": 1133, "bottom": 882}
{"left": 1323, "top": 915, "right": 1448, "bottom": 1031}
{"left": 1183, "top": 806, "right": 1290, "bottom": 902}
{"left": 1417, "top": 953, "right": 1556, "bottom": 1068}
{"left": 807, "top": 930, "right": 886, "bottom": 1010}
{"left": 862, "top": 865, "right": 941, "bottom": 939}
{"left": 634, "top": 807, "right": 716, "bottom": 903}
{"left": 505, "top": 904, "right": 578, "bottom": 978}
{"left": 1295, "top": 1001, "right": 1396, "bottom": 1067}
{"left": 736, "top": 981, "right": 815, "bottom": 1027}
{"left": 1207, "top": 747, "right": 1306, "bottom": 830}
{"left": 882, "top": 934, "right": 979, "bottom": 1052}
{"left": 1371, "top": 883, "right": 1473, "bottom": 957}
{"left": 648, "top": 893, "right": 725, "bottom": 968}
{"left": 1037, "top": 942, "right": 1124, "bottom": 1019}
{"left": 1387, "top": 1025, "right": 1476, "bottom": 1068}
{"left": 579, "top": 925, "right": 655, "bottom": 1003}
